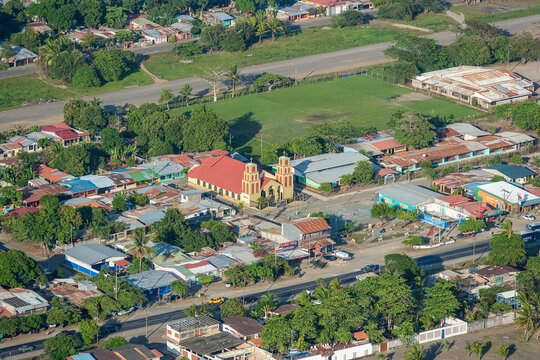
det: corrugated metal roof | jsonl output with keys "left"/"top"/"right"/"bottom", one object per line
{"left": 377, "top": 184, "right": 441, "bottom": 207}
{"left": 477, "top": 181, "right": 540, "bottom": 206}
{"left": 64, "top": 244, "right": 126, "bottom": 265}
{"left": 123, "top": 270, "right": 177, "bottom": 290}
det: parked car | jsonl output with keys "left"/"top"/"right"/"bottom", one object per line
{"left": 323, "top": 254, "right": 336, "bottom": 261}
{"left": 523, "top": 215, "right": 535, "bottom": 221}
{"left": 208, "top": 297, "right": 225, "bottom": 305}
{"left": 18, "top": 345, "right": 34, "bottom": 352}
{"left": 101, "top": 323, "right": 121, "bottom": 335}
{"left": 361, "top": 264, "right": 380, "bottom": 273}
{"left": 225, "top": 282, "right": 232, "bottom": 288}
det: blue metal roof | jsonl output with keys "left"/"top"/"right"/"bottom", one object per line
{"left": 61, "top": 178, "right": 97, "bottom": 194}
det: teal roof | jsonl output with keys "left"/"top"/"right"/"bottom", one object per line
{"left": 485, "top": 164, "right": 535, "bottom": 180}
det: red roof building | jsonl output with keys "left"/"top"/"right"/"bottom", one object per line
{"left": 370, "top": 138, "right": 406, "bottom": 154}
{"left": 187, "top": 155, "right": 294, "bottom": 206}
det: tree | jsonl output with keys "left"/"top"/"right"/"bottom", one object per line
{"left": 112, "top": 192, "right": 127, "bottom": 212}
{"left": 318, "top": 183, "right": 333, "bottom": 192}
{"left": 423, "top": 280, "right": 461, "bottom": 325}
{"left": 104, "top": 336, "right": 129, "bottom": 349}
{"left": 127, "top": 229, "right": 156, "bottom": 273}
{"left": 179, "top": 83, "right": 192, "bottom": 104}
{"left": 79, "top": 319, "right": 99, "bottom": 345}
{"left": 92, "top": 50, "right": 131, "bottom": 82}
{"left": 115, "top": 30, "right": 138, "bottom": 43}
{"left": 182, "top": 105, "right": 229, "bottom": 151}
{"left": 266, "top": 19, "right": 284, "bottom": 41}
{"left": 200, "top": 66, "right": 228, "bottom": 102}
{"left": 49, "top": 50, "right": 86, "bottom": 83}
{"left": 253, "top": 73, "right": 292, "bottom": 91}
{"left": 384, "top": 253, "right": 424, "bottom": 284}
{"left": 171, "top": 280, "right": 189, "bottom": 299}
{"left": 489, "top": 233, "right": 526, "bottom": 267}
{"left": 446, "top": 36, "right": 492, "bottom": 67}
{"left": 404, "top": 343, "right": 426, "bottom": 360}
{"left": 370, "top": 203, "right": 395, "bottom": 221}
{"left": 0, "top": 249, "right": 46, "bottom": 288}
{"left": 228, "top": 65, "right": 242, "bottom": 98}
{"left": 173, "top": 42, "right": 205, "bottom": 57}
{"left": 49, "top": 4, "right": 77, "bottom": 32}
{"left": 72, "top": 66, "right": 101, "bottom": 87}
{"left": 516, "top": 292, "right": 536, "bottom": 342}
{"left": 101, "top": 127, "right": 124, "bottom": 152}
{"left": 511, "top": 102, "right": 540, "bottom": 131}
{"left": 378, "top": 1, "right": 415, "bottom": 21}
{"left": 105, "top": 6, "right": 127, "bottom": 29}
{"left": 509, "top": 154, "right": 525, "bottom": 164}
{"left": 391, "top": 112, "right": 436, "bottom": 149}
{"left": 44, "top": 333, "right": 81, "bottom": 360}
{"left": 159, "top": 89, "right": 175, "bottom": 110}
{"left": 352, "top": 161, "right": 373, "bottom": 184}
{"left": 220, "top": 298, "right": 247, "bottom": 317}
{"left": 496, "top": 344, "right": 510, "bottom": 360}
{"left": 255, "top": 21, "right": 268, "bottom": 43}
{"left": 79, "top": 0, "right": 104, "bottom": 28}
{"left": 201, "top": 24, "right": 227, "bottom": 51}
{"left": 458, "top": 219, "right": 486, "bottom": 233}
{"left": 331, "top": 10, "right": 363, "bottom": 28}
{"left": 471, "top": 341, "right": 484, "bottom": 360}
{"left": 402, "top": 235, "right": 425, "bottom": 246}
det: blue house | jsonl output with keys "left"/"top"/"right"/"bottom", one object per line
{"left": 123, "top": 270, "right": 178, "bottom": 297}
{"left": 64, "top": 244, "right": 128, "bottom": 276}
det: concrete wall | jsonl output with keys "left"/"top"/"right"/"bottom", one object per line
{"left": 467, "top": 313, "right": 514, "bottom": 332}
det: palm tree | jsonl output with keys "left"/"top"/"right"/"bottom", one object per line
{"left": 255, "top": 21, "right": 268, "bottom": 43}
{"left": 404, "top": 343, "right": 426, "bottom": 360}
{"left": 466, "top": 341, "right": 473, "bottom": 357}
{"left": 329, "top": 277, "right": 341, "bottom": 291}
{"left": 266, "top": 19, "right": 284, "bottom": 41}
{"left": 159, "top": 89, "right": 175, "bottom": 110}
{"left": 471, "top": 341, "right": 483, "bottom": 360}
{"left": 313, "top": 284, "right": 331, "bottom": 302}
{"left": 179, "top": 83, "right": 192, "bottom": 105}
{"left": 260, "top": 292, "right": 277, "bottom": 305}
{"left": 228, "top": 65, "right": 242, "bottom": 98}
{"left": 516, "top": 292, "right": 536, "bottom": 342}
{"left": 40, "top": 37, "right": 72, "bottom": 66}
{"left": 255, "top": 9, "right": 267, "bottom": 25}
{"left": 500, "top": 220, "right": 513, "bottom": 238}
{"left": 127, "top": 229, "right": 156, "bottom": 273}
{"left": 496, "top": 344, "right": 510, "bottom": 360}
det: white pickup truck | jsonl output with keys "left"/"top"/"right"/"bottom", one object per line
{"left": 334, "top": 250, "right": 353, "bottom": 260}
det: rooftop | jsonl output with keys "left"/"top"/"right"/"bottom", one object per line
{"left": 377, "top": 183, "right": 441, "bottom": 206}
{"left": 64, "top": 244, "right": 126, "bottom": 265}
{"left": 475, "top": 265, "right": 519, "bottom": 277}
{"left": 222, "top": 315, "right": 264, "bottom": 336}
{"left": 178, "top": 332, "right": 244, "bottom": 355}
{"left": 484, "top": 164, "right": 536, "bottom": 180}
{"left": 168, "top": 315, "right": 220, "bottom": 332}
{"left": 188, "top": 156, "right": 247, "bottom": 194}
{"left": 122, "top": 270, "right": 178, "bottom": 290}
{"left": 477, "top": 181, "right": 540, "bottom": 207}
{"left": 288, "top": 217, "right": 331, "bottom": 234}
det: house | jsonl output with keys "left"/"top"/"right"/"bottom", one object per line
{"left": 130, "top": 17, "right": 160, "bottom": 29}
{"left": 0, "top": 287, "right": 49, "bottom": 316}
{"left": 137, "top": 158, "right": 187, "bottom": 182}
{"left": 412, "top": 66, "right": 534, "bottom": 108}
{"left": 166, "top": 315, "right": 221, "bottom": 342}
{"left": 431, "top": 169, "right": 493, "bottom": 194}
{"left": 483, "top": 164, "right": 536, "bottom": 184}
{"left": 438, "top": 123, "right": 490, "bottom": 141}
{"left": 283, "top": 152, "right": 371, "bottom": 189}
{"left": 376, "top": 183, "right": 441, "bottom": 211}
{"left": 64, "top": 244, "right": 128, "bottom": 276}
{"left": 19, "top": 183, "right": 68, "bottom": 207}
{"left": 69, "top": 344, "right": 162, "bottom": 360}
{"left": 474, "top": 265, "right": 520, "bottom": 286}
{"left": 123, "top": 206, "right": 167, "bottom": 230}
{"left": 60, "top": 175, "right": 116, "bottom": 197}
{"left": 496, "top": 290, "right": 519, "bottom": 307}
{"left": 62, "top": 197, "right": 114, "bottom": 212}
{"left": 417, "top": 195, "right": 493, "bottom": 228}
{"left": 49, "top": 282, "right": 104, "bottom": 307}
{"left": 0, "top": 142, "right": 23, "bottom": 159}
{"left": 277, "top": 7, "right": 310, "bottom": 21}
{"left": 4, "top": 46, "right": 37, "bottom": 67}
{"left": 26, "top": 22, "right": 52, "bottom": 34}
{"left": 201, "top": 11, "right": 234, "bottom": 26}
{"left": 188, "top": 156, "right": 294, "bottom": 206}
{"left": 475, "top": 181, "right": 540, "bottom": 213}
{"left": 283, "top": 217, "right": 332, "bottom": 254}
{"left": 268, "top": 303, "right": 299, "bottom": 316}
{"left": 302, "top": 0, "right": 374, "bottom": 15}
{"left": 9, "top": 135, "right": 38, "bottom": 152}
{"left": 168, "top": 331, "right": 251, "bottom": 360}
{"left": 141, "top": 29, "right": 168, "bottom": 44}
{"left": 122, "top": 270, "right": 178, "bottom": 297}
{"left": 380, "top": 131, "right": 536, "bottom": 174}
{"left": 169, "top": 22, "right": 194, "bottom": 39}
{"left": 41, "top": 126, "right": 83, "bottom": 147}
{"left": 221, "top": 316, "right": 263, "bottom": 340}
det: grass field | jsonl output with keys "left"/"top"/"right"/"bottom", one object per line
{"left": 169, "top": 76, "right": 481, "bottom": 158}
{"left": 143, "top": 26, "right": 408, "bottom": 80}
{"left": 390, "top": 13, "right": 459, "bottom": 32}
{"left": 68, "top": 71, "right": 153, "bottom": 96}
{"left": 0, "top": 75, "right": 74, "bottom": 111}
{"left": 452, "top": 1, "right": 540, "bottom": 22}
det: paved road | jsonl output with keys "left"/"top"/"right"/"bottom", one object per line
{"left": 1, "top": 14, "right": 539, "bottom": 127}
{"left": 0, "top": 238, "right": 493, "bottom": 359}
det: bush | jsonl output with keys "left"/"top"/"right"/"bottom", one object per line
{"left": 173, "top": 42, "right": 205, "bottom": 57}
{"left": 318, "top": 183, "right": 333, "bottom": 192}
{"left": 402, "top": 235, "right": 425, "bottom": 246}
{"left": 72, "top": 66, "right": 101, "bottom": 87}
{"left": 331, "top": 10, "right": 364, "bottom": 28}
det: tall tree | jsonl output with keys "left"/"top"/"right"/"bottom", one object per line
{"left": 200, "top": 66, "right": 228, "bottom": 102}
{"left": 423, "top": 280, "right": 461, "bottom": 325}
{"left": 489, "top": 232, "right": 526, "bottom": 267}
{"left": 159, "top": 89, "right": 175, "bottom": 110}
{"left": 228, "top": 65, "right": 242, "bottom": 98}
{"left": 127, "top": 229, "right": 156, "bottom": 273}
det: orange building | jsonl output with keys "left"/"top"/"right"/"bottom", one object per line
{"left": 475, "top": 181, "right": 540, "bottom": 213}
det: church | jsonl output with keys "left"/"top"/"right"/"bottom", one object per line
{"left": 187, "top": 155, "right": 294, "bottom": 206}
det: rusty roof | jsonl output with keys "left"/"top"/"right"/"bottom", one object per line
{"left": 288, "top": 217, "right": 331, "bottom": 234}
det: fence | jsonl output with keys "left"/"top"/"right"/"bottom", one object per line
{"left": 467, "top": 313, "right": 515, "bottom": 333}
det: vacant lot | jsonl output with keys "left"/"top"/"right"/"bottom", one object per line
{"left": 169, "top": 76, "right": 481, "bottom": 157}
{"left": 0, "top": 75, "right": 75, "bottom": 111}
{"left": 143, "top": 26, "right": 408, "bottom": 81}
{"left": 452, "top": 0, "right": 540, "bottom": 22}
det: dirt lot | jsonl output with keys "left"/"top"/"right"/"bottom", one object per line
{"left": 365, "top": 325, "right": 540, "bottom": 360}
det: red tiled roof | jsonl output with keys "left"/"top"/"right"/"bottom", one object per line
{"left": 210, "top": 149, "right": 229, "bottom": 156}
{"left": 183, "top": 260, "right": 212, "bottom": 269}
{"left": 56, "top": 130, "right": 80, "bottom": 141}
{"left": 188, "top": 156, "right": 248, "bottom": 194}
{"left": 150, "top": 349, "right": 163, "bottom": 358}
{"left": 375, "top": 168, "right": 398, "bottom": 177}
{"left": 0, "top": 306, "right": 15, "bottom": 317}
{"left": 0, "top": 142, "right": 22, "bottom": 151}
{"left": 41, "top": 126, "right": 66, "bottom": 133}
{"left": 34, "top": 164, "right": 72, "bottom": 183}
{"left": 437, "top": 195, "right": 471, "bottom": 206}
{"left": 20, "top": 184, "right": 68, "bottom": 204}
{"left": 114, "top": 259, "right": 131, "bottom": 267}
{"left": 370, "top": 138, "right": 404, "bottom": 151}
{"left": 290, "top": 217, "right": 331, "bottom": 234}
{"left": 158, "top": 154, "right": 199, "bottom": 167}
{"left": 353, "top": 330, "right": 369, "bottom": 341}
{"left": 5, "top": 206, "right": 39, "bottom": 218}
{"left": 460, "top": 201, "right": 489, "bottom": 218}
{"left": 0, "top": 158, "right": 20, "bottom": 166}
{"left": 306, "top": 0, "right": 343, "bottom": 6}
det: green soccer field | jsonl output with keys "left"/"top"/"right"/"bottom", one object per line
{"left": 170, "top": 75, "right": 482, "bottom": 157}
